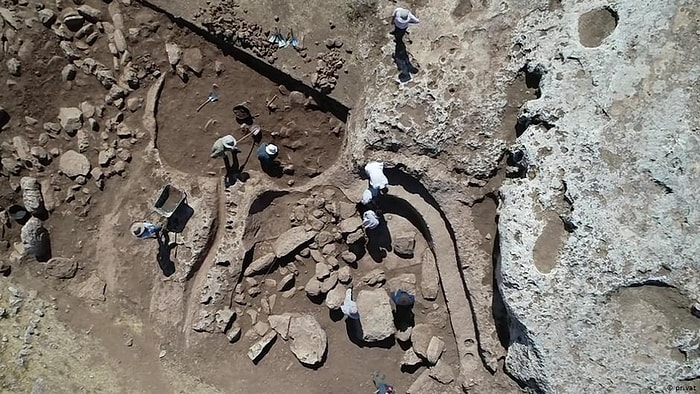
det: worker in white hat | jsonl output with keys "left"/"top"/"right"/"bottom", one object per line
{"left": 210, "top": 134, "right": 240, "bottom": 159}
{"left": 391, "top": 7, "right": 419, "bottom": 38}
{"left": 131, "top": 221, "right": 162, "bottom": 240}
{"left": 257, "top": 142, "right": 279, "bottom": 168}
{"left": 362, "top": 210, "right": 380, "bottom": 230}
{"left": 341, "top": 288, "right": 360, "bottom": 320}
{"left": 364, "top": 161, "right": 389, "bottom": 195}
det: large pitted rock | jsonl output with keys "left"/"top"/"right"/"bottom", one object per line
{"left": 420, "top": 249, "right": 439, "bottom": 301}
{"left": 59, "top": 150, "right": 90, "bottom": 178}
{"left": 288, "top": 314, "right": 327, "bottom": 366}
{"left": 244, "top": 253, "right": 275, "bottom": 276}
{"left": 58, "top": 107, "right": 83, "bottom": 134}
{"left": 356, "top": 289, "right": 394, "bottom": 342}
{"left": 273, "top": 227, "right": 316, "bottom": 258}
{"left": 45, "top": 257, "right": 78, "bottom": 279}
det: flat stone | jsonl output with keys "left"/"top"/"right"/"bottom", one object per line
{"left": 165, "top": 42, "right": 181, "bottom": 66}
{"left": 346, "top": 229, "right": 364, "bottom": 244}
{"left": 339, "top": 217, "right": 362, "bottom": 233}
{"left": 183, "top": 47, "right": 203, "bottom": 74}
{"left": 288, "top": 314, "right": 327, "bottom": 366}
{"left": 273, "top": 227, "right": 316, "bottom": 258}
{"left": 340, "top": 251, "right": 356, "bottom": 264}
{"left": 420, "top": 249, "right": 439, "bottom": 301}
{"left": 244, "top": 253, "right": 275, "bottom": 276}
{"left": 77, "top": 5, "right": 101, "bottom": 21}
{"left": 396, "top": 326, "right": 412, "bottom": 343}
{"left": 268, "top": 314, "right": 291, "bottom": 340}
{"left": 320, "top": 272, "right": 338, "bottom": 294}
{"left": 59, "top": 150, "right": 90, "bottom": 177}
{"left": 325, "top": 284, "right": 346, "bottom": 310}
{"left": 253, "top": 321, "right": 270, "bottom": 336}
{"left": 315, "top": 262, "right": 330, "bottom": 280}
{"left": 215, "top": 308, "right": 235, "bottom": 333}
{"left": 356, "top": 289, "right": 394, "bottom": 342}
{"left": 361, "top": 268, "right": 386, "bottom": 286}
{"left": 45, "top": 257, "right": 78, "bottom": 279}
{"left": 426, "top": 336, "right": 446, "bottom": 365}
{"left": 338, "top": 266, "right": 352, "bottom": 284}
{"left": 428, "top": 359, "right": 454, "bottom": 384}
{"left": 315, "top": 231, "right": 333, "bottom": 247}
{"left": 226, "top": 325, "right": 241, "bottom": 342}
{"left": 113, "top": 29, "right": 126, "bottom": 53}
{"left": 277, "top": 273, "right": 295, "bottom": 291}
{"left": 393, "top": 232, "right": 416, "bottom": 257}
{"left": 338, "top": 201, "right": 356, "bottom": 219}
{"left": 75, "top": 274, "right": 106, "bottom": 302}
{"left": 38, "top": 9, "right": 57, "bottom": 26}
{"left": 247, "top": 331, "right": 277, "bottom": 362}
{"left": 388, "top": 273, "right": 417, "bottom": 296}
{"left": 192, "top": 309, "right": 215, "bottom": 332}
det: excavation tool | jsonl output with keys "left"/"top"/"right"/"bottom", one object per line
{"left": 268, "top": 28, "right": 288, "bottom": 48}
{"left": 238, "top": 124, "right": 262, "bottom": 143}
{"left": 152, "top": 184, "right": 187, "bottom": 218}
{"left": 196, "top": 85, "right": 220, "bottom": 112}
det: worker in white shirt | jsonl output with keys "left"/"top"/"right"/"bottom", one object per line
{"left": 341, "top": 288, "right": 360, "bottom": 320}
{"left": 364, "top": 161, "right": 389, "bottom": 194}
{"left": 362, "top": 210, "right": 380, "bottom": 230}
{"left": 360, "top": 187, "right": 379, "bottom": 206}
{"left": 391, "top": 7, "right": 419, "bottom": 39}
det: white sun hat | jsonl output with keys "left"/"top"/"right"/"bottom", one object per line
{"left": 265, "top": 144, "right": 278, "bottom": 155}
{"left": 221, "top": 135, "right": 237, "bottom": 149}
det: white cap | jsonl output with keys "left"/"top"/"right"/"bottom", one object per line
{"left": 222, "top": 135, "right": 237, "bottom": 149}
{"left": 131, "top": 223, "right": 145, "bottom": 237}
{"left": 265, "top": 144, "right": 278, "bottom": 155}
{"left": 397, "top": 9, "right": 410, "bottom": 20}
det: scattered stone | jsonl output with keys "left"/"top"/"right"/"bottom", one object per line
{"left": 113, "top": 29, "right": 126, "bottom": 53}
{"left": 20, "top": 177, "right": 45, "bottom": 215}
{"left": 388, "top": 273, "right": 417, "bottom": 297}
{"left": 247, "top": 331, "right": 277, "bottom": 362}
{"left": 420, "top": 249, "right": 439, "bottom": 301}
{"left": 305, "top": 276, "right": 322, "bottom": 297}
{"left": 393, "top": 232, "right": 416, "bottom": 257}
{"left": 339, "top": 217, "right": 362, "bottom": 233}
{"left": 315, "top": 262, "right": 330, "bottom": 280}
{"left": 426, "top": 336, "right": 446, "bottom": 365}
{"left": 325, "top": 285, "right": 346, "bottom": 310}
{"left": 429, "top": 359, "right": 454, "bottom": 384}
{"left": 13, "top": 136, "right": 32, "bottom": 164}
{"left": 289, "top": 91, "right": 305, "bottom": 106}
{"left": 411, "top": 324, "right": 433, "bottom": 359}
{"left": 340, "top": 251, "right": 356, "bottom": 264}
{"left": 361, "top": 269, "right": 386, "bottom": 286}
{"left": 21, "top": 218, "right": 50, "bottom": 259}
{"left": 346, "top": 229, "right": 364, "bottom": 244}
{"left": 401, "top": 347, "right": 423, "bottom": 367}
{"left": 244, "top": 253, "right": 275, "bottom": 276}
{"left": 6, "top": 58, "right": 21, "bottom": 76}
{"left": 59, "top": 41, "right": 80, "bottom": 61}
{"left": 165, "top": 42, "right": 182, "bottom": 66}
{"left": 58, "top": 107, "right": 83, "bottom": 134}
{"left": 59, "top": 150, "right": 90, "bottom": 177}
{"left": 63, "top": 11, "right": 84, "bottom": 31}
{"left": 126, "top": 97, "right": 141, "bottom": 112}
{"left": 62, "top": 64, "right": 77, "bottom": 81}
{"left": 315, "top": 231, "right": 333, "bottom": 247}
{"left": 273, "top": 227, "right": 316, "bottom": 258}
{"left": 288, "top": 314, "right": 327, "bottom": 366}
{"left": 215, "top": 308, "right": 235, "bottom": 333}
{"left": 277, "top": 273, "right": 295, "bottom": 291}
{"left": 253, "top": 321, "right": 270, "bottom": 336}
{"left": 183, "top": 47, "right": 203, "bottom": 75}
{"left": 320, "top": 272, "right": 338, "bottom": 294}
{"left": 268, "top": 314, "right": 291, "bottom": 340}
{"left": 226, "top": 325, "right": 241, "bottom": 342}
{"left": 38, "top": 9, "right": 57, "bottom": 26}
{"left": 338, "top": 266, "right": 352, "bottom": 284}
{"left": 326, "top": 256, "right": 339, "bottom": 270}
{"left": 192, "top": 309, "right": 215, "bottom": 332}
{"left": 77, "top": 5, "right": 101, "bottom": 22}
{"left": 77, "top": 129, "right": 89, "bottom": 153}
{"left": 356, "top": 289, "right": 395, "bottom": 342}
{"left": 214, "top": 60, "right": 224, "bottom": 75}
{"left": 321, "top": 243, "right": 336, "bottom": 256}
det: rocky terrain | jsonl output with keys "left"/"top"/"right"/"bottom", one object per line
{"left": 0, "top": 0, "right": 698, "bottom": 393}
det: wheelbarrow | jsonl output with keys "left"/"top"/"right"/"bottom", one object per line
{"left": 152, "top": 184, "right": 187, "bottom": 218}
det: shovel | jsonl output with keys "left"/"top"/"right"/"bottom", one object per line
{"left": 238, "top": 125, "right": 262, "bottom": 142}
{"left": 196, "top": 87, "right": 220, "bottom": 112}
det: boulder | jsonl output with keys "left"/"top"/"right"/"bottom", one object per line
{"left": 325, "top": 284, "right": 346, "bottom": 310}
{"left": 388, "top": 273, "right": 417, "bottom": 296}
{"left": 44, "top": 257, "right": 78, "bottom": 279}
{"left": 247, "top": 331, "right": 277, "bottom": 362}
{"left": 244, "top": 253, "right": 275, "bottom": 276}
{"left": 305, "top": 276, "right": 322, "bottom": 297}
{"left": 59, "top": 150, "right": 91, "bottom": 177}
{"left": 268, "top": 314, "right": 291, "bottom": 340}
{"left": 315, "top": 262, "right": 330, "bottom": 280}
{"left": 361, "top": 269, "right": 386, "bottom": 286}
{"left": 393, "top": 232, "right": 416, "bottom": 257}
{"left": 338, "top": 266, "right": 352, "bottom": 284}
{"left": 411, "top": 324, "right": 433, "bottom": 359}
{"left": 58, "top": 107, "right": 83, "bottom": 134}
{"left": 356, "top": 289, "right": 394, "bottom": 342}
{"left": 420, "top": 249, "right": 439, "bottom": 301}
{"left": 288, "top": 314, "right": 327, "bottom": 366}
{"left": 20, "top": 177, "right": 45, "bottom": 215}
{"left": 273, "top": 227, "right": 316, "bottom": 258}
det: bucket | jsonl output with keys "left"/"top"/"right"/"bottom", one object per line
{"left": 232, "top": 104, "right": 252, "bottom": 123}
{"left": 8, "top": 205, "right": 28, "bottom": 222}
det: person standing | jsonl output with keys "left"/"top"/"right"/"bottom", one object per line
{"left": 391, "top": 7, "right": 420, "bottom": 40}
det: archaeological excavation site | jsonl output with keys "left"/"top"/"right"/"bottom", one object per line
{"left": 0, "top": 0, "right": 698, "bottom": 392}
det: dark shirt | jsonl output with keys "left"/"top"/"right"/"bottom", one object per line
{"left": 257, "top": 144, "right": 277, "bottom": 164}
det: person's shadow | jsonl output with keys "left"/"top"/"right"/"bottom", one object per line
{"left": 156, "top": 231, "right": 176, "bottom": 277}
{"left": 223, "top": 151, "right": 250, "bottom": 186}
{"left": 366, "top": 217, "right": 392, "bottom": 263}
{"left": 393, "top": 34, "right": 419, "bottom": 83}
